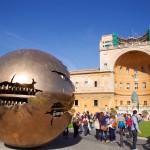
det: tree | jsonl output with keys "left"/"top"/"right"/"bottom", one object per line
{"left": 142, "top": 110, "right": 149, "bottom": 121}
{"left": 110, "top": 108, "right": 117, "bottom": 115}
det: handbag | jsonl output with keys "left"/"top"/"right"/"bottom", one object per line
{"left": 100, "top": 125, "right": 107, "bottom": 131}
{"left": 112, "top": 121, "right": 117, "bottom": 129}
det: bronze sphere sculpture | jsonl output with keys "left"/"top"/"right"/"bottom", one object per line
{"left": 0, "top": 49, "right": 75, "bottom": 148}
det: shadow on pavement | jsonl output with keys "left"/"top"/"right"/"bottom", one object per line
{"left": 142, "top": 136, "right": 150, "bottom": 150}
{"left": 4, "top": 132, "right": 82, "bottom": 150}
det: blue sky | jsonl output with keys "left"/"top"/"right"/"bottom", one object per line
{"left": 0, "top": 0, "right": 150, "bottom": 71}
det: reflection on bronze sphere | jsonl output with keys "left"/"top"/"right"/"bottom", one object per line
{"left": 0, "top": 49, "right": 75, "bottom": 148}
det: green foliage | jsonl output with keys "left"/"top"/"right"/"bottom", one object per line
{"left": 142, "top": 110, "right": 149, "bottom": 118}
{"left": 68, "top": 122, "right": 73, "bottom": 128}
{"left": 110, "top": 108, "right": 117, "bottom": 115}
{"left": 139, "top": 121, "right": 150, "bottom": 138}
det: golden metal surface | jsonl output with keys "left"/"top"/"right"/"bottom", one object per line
{"left": 0, "top": 49, "right": 74, "bottom": 148}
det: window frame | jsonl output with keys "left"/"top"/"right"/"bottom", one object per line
{"left": 94, "top": 100, "right": 98, "bottom": 106}
{"left": 94, "top": 81, "right": 98, "bottom": 87}
{"left": 74, "top": 100, "right": 78, "bottom": 106}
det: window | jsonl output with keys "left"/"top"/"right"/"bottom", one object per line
{"left": 141, "top": 66, "right": 145, "bottom": 72}
{"left": 94, "top": 81, "right": 98, "bottom": 87}
{"left": 127, "top": 101, "right": 130, "bottom": 105}
{"left": 94, "top": 100, "right": 98, "bottom": 106}
{"left": 84, "top": 81, "right": 88, "bottom": 87}
{"left": 126, "top": 68, "right": 129, "bottom": 74}
{"left": 135, "top": 83, "right": 138, "bottom": 89}
{"left": 74, "top": 100, "right": 78, "bottom": 106}
{"left": 104, "top": 63, "right": 107, "bottom": 70}
{"left": 75, "top": 82, "right": 78, "bottom": 89}
{"left": 120, "top": 67, "right": 122, "bottom": 73}
{"left": 120, "top": 101, "right": 123, "bottom": 105}
{"left": 144, "top": 101, "right": 147, "bottom": 106}
{"left": 134, "top": 68, "right": 138, "bottom": 74}
{"left": 115, "top": 81, "right": 117, "bottom": 88}
{"left": 120, "top": 82, "right": 122, "bottom": 89}
{"left": 143, "top": 82, "right": 146, "bottom": 89}
{"left": 126, "top": 83, "right": 130, "bottom": 89}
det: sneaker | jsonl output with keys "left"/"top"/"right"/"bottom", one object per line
{"left": 101, "top": 140, "right": 105, "bottom": 143}
{"left": 132, "top": 149, "right": 138, "bottom": 150}
{"left": 113, "top": 140, "right": 116, "bottom": 143}
{"left": 106, "top": 140, "right": 109, "bottom": 143}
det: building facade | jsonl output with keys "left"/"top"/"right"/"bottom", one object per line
{"left": 70, "top": 27, "right": 150, "bottom": 115}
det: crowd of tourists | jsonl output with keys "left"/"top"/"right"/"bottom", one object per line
{"left": 69, "top": 110, "right": 143, "bottom": 150}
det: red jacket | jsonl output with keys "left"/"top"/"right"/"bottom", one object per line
{"left": 126, "top": 118, "right": 132, "bottom": 126}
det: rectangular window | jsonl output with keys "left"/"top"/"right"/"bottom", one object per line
{"left": 141, "top": 66, "right": 145, "bottom": 72}
{"left": 84, "top": 81, "right": 88, "bottom": 87}
{"left": 126, "top": 83, "right": 130, "bottom": 89}
{"left": 143, "top": 82, "right": 146, "bottom": 89}
{"left": 134, "top": 68, "right": 138, "bottom": 74}
{"left": 126, "top": 68, "right": 129, "bottom": 74}
{"left": 135, "top": 83, "right": 138, "bottom": 89}
{"left": 75, "top": 82, "right": 78, "bottom": 89}
{"left": 127, "top": 101, "right": 130, "bottom": 105}
{"left": 120, "top": 82, "right": 122, "bottom": 89}
{"left": 144, "top": 101, "right": 147, "bottom": 106}
{"left": 120, "top": 101, "right": 123, "bottom": 105}
{"left": 94, "top": 100, "right": 98, "bottom": 106}
{"left": 104, "top": 63, "right": 107, "bottom": 70}
{"left": 94, "top": 81, "right": 98, "bottom": 87}
{"left": 74, "top": 100, "right": 78, "bottom": 106}
{"left": 115, "top": 81, "right": 117, "bottom": 88}
{"left": 120, "top": 67, "right": 122, "bottom": 73}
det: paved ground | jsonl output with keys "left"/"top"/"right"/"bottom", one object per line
{"left": 0, "top": 128, "right": 149, "bottom": 150}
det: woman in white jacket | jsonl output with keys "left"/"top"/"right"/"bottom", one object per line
{"left": 93, "top": 113, "right": 100, "bottom": 140}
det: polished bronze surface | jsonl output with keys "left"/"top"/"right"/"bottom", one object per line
{"left": 0, "top": 49, "right": 75, "bottom": 148}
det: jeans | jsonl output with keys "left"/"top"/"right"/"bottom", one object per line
{"left": 109, "top": 127, "right": 116, "bottom": 141}
{"left": 83, "top": 125, "right": 90, "bottom": 136}
{"left": 99, "top": 130, "right": 108, "bottom": 141}
{"left": 128, "top": 126, "right": 132, "bottom": 138}
{"left": 95, "top": 129, "right": 100, "bottom": 140}
{"left": 132, "top": 130, "right": 137, "bottom": 149}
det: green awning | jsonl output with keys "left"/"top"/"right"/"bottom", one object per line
{"left": 112, "top": 33, "right": 118, "bottom": 47}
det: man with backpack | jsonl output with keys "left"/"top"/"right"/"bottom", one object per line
{"left": 131, "top": 110, "right": 141, "bottom": 150}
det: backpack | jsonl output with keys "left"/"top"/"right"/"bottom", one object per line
{"left": 118, "top": 121, "right": 125, "bottom": 128}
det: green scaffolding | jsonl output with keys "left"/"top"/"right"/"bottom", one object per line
{"left": 112, "top": 33, "right": 118, "bottom": 47}
{"left": 148, "top": 27, "right": 150, "bottom": 41}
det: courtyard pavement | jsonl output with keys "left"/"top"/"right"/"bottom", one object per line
{"left": 0, "top": 128, "right": 149, "bottom": 150}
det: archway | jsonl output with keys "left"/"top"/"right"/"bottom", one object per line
{"left": 114, "top": 51, "right": 150, "bottom": 113}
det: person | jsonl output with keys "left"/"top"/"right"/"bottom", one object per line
{"left": 83, "top": 114, "right": 90, "bottom": 136}
{"left": 99, "top": 112, "right": 109, "bottom": 143}
{"left": 72, "top": 113, "right": 80, "bottom": 138}
{"left": 126, "top": 114, "right": 132, "bottom": 138}
{"left": 86, "top": 111, "right": 92, "bottom": 133}
{"left": 117, "top": 113, "right": 126, "bottom": 147}
{"left": 118, "top": 113, "right": 126, "bottom": 133}
{"left": 109, "top": 114, "right": 117, "bottom": 142}
{"left": 93, "top": 112, "right": 100, "bottom": 140}
{"left": 63, "top": 127, "right": 69, "bottom": 138}
{"left": 131, "top": 110, "right": 141, "bottom": 150}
